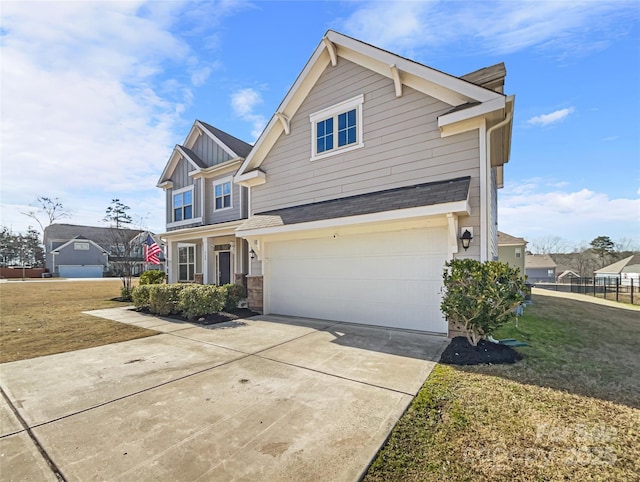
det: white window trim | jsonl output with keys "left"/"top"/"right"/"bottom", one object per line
{"left": 171, "top": 185, "right": 195, "bottom": 224}
{"left": 177, "top": 243, "right": 196, "bottom": 282}
{"left": 309, "top": 94, "right": 364, "bottom": 162}
{"left": 213, "top": 176, "right": 233, "bottom": 212}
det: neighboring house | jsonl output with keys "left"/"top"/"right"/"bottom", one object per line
{"left": 156, "top": 120, "right": 252, "bottom": 285}
{"left": 595, "top": 254, "right": 640, "bottom": 286}
{"left": 525, "top": 254, "right": 557, "bottom": 283}
{"left": 43, "top": 224, "right": 164, "bottom": 278}
{"left": 233, "top": 30, "right": 515, "bottom": 336}
{"left": 497, "top": 231, "right": 527, "bottom": 274}
{"left": 556, "top": 269, "right": 581, "bottom": 283}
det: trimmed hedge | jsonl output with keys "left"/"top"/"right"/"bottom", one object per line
{"left": 221, "top": 283, "right": 247, "bottom": 312}
{"left": 139, "top": 269, "right": 167, "bottom": 285}
{"left": 148, "top": 284, "right": 186, "bottom": 316}
{"left": 131, "top": 283, "right": 247, "bottom": 319}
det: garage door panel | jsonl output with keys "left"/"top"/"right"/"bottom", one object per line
{"left": 58, "top": 265, "right": 104, "bottom": 278}
{"left": 266, "top": 228, "right": 448, "bottom": 333}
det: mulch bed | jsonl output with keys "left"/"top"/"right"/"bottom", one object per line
{"left": 440, "top": 336, "right": 523, "bottom": 365}
{"left": 134, "top": 308, "right": 259, "bottom": 326}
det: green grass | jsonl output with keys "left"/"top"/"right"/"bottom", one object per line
{"left": 364, "top": 293, "right": 640, "bottom": 481}
{"left": 0, "top": 280, "right": 156, "bottom": 363}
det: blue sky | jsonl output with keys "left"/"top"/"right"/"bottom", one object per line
{"left": 1, "top": 0, "right": 639, "bottom": 251}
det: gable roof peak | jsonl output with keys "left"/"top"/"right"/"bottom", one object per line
{"left": 195, "top": 120, "right": 252, "bottom": 159}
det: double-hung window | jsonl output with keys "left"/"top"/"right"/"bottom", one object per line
{"left": 309, "top": 94, "right": 364, "bottom": 161}
{"left": 173, "top": 187, "right": 193, "bottom": 222}
{"left": 214, "top": 179, "right": 232, "bottom": 211}
{"left": 178, "top": 245, "right": 195, "bottom": 282}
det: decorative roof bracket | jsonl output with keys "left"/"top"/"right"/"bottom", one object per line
{"left": 390, "top": 64, "right": 403, "bottom": 97}
{"left": 275, "top": 112, "right": 290, "bottom": 135}
{"left": 322, "top": 37, "right": 338, "bottom": 67}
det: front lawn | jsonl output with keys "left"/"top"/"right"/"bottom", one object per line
{"left": 364, "top": 293, "right": 640, "bottom": 481}
{"left": 0, "top": 280, "right": 157, "bottom": 363}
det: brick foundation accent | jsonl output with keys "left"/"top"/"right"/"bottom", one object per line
{"left": 194, "top": 273, "right": 203, "bottom": 284}
{"left": 247, "top": 275, "right": 263, "bottom": 313}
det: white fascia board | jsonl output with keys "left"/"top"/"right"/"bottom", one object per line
{"left": 157, "top": 180, "right": 174, "bottom": 190}
{"left": 194, "top": 120, "right": 240, "bottom": 159}
{"left": 54, "top": 238, "right": 107, "bottom": 253}
{"left": 159, "top": 219, "right": 245, "bottom": 241}
{"left": 183, "top": 122, "right": 203, "bottom": 149}
{"left": 438, "top": 97, "right": 506, "bottom": 128}
{"left": 190, "top": 159, "right": 242, "bottom": 179}
{"left": 237, "top": 199, "right": 470, "bottom": 238}
{"left": 326, "top": 30, "right": 500, "bottom": 104}
{"left": 157, "top": 147, "right": 182, "bottom": 185}
{"left": 234, "top": 169, "right": 266, "bottom": 187}
{"left": 237, "top": 47, "right": 332, "bottom": 177}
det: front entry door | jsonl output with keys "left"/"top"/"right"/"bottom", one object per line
{"left": 218, "top": 251, "right": 231, "bottom": 285}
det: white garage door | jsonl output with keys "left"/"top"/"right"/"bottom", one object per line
{"left": 58, "top": 265, "right": 104, "bottom": 278}
{"left": 266, "top": 227, "right": 448, "bottom": 333}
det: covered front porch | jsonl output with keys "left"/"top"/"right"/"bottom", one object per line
{"left": 161, "top": 221, "right": 248, "bottom": 286}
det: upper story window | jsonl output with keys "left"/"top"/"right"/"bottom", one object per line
{"left": 74, "top": 242, "right": 89, "bottom": 250}
{"left": 309, "top": 94, "right": 364, "bottom": 161}
{"left": 515, "top": 247, "right": 522, "bottom": 258}
{"left": 214, "top": 179, "right": 232, "bottom": 211}
{"left": 173, "top": 187, "right": 193, "bottom": 222}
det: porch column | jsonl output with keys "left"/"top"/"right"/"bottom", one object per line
{"left": 166, "top": 240, "right": 174, "bottom": 283}
{"left": 202, "top": 237, "right": 209, "bottom": 284}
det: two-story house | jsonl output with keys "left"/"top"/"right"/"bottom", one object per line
{"left": 497, "top": 231, "right": 527, "bottom": 274}
{"left": 43, "top": 223, "right": 164, "bottom": 277}
{"left": 233, "top": 31, "right": 514, "bottom": 336}
{"left": 157, "top": 120, "right": 252, "bottom": 285}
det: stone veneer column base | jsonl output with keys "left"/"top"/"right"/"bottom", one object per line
{"left": 246, "top": 275, "right": 263, "bottom": 314}
{"left": 234, "top": 273, "right": 247, "bottom": 289}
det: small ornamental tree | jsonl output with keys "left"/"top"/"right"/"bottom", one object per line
{"left": 441, "top": 259, "right": 526, "bottom": 346}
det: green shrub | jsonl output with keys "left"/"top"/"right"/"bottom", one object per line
{"left": 131, "top": 285, "right": 152, "bottom": 309}
{"left": 441, "top": 259, "right": 525, "bottom": 346}
{"left": 139, "top": 269, "right": 167, "bottom": 285}
{"left": 148, "top": 284, "right": 186, "bottom": 316}
{"left": 221, "top": 283, "right": 247, "bottom": 312}
{"left": 120, "top": 286, "right": 133, "bottom": 302}
{"left": 178, "top": 285, "right": 225, "bottom": 320}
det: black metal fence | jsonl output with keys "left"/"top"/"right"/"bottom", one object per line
{"left": 535, "top": 277, "right": 637, "bottom": 305}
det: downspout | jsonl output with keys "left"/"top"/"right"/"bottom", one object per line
{"left": 484, "top": 100, "right": 513, "bottom": 261}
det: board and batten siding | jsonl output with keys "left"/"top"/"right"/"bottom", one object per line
{"left": 192, "top": 133, "right": 233, "bottom": 167}
{"left": 251, "top": 58, "right": 481, "bottom": 249}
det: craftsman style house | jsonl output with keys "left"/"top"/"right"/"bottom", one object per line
{"left": 157, "top": 121, "right": 252, "bottom": 285}
{"left": 233, "top": 31, "right": 515, "bottom": 335}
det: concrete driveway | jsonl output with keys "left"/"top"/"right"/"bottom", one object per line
{"left": 0, "top": 308, "right": 448, "bottom": 481}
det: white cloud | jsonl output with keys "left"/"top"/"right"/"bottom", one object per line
{"left": 231, "top": 88, "right": 267, "bottom": 141}
{"left": 527, "top": 107, "right": 575, "bottom": 126}
{"left": 0, "top": 1, "right": 246, "bottom": 235}
{"left": 602, "top": 136, "right": 619, "bottom": 142}
{"left": 338, "top": 1, "right": 637, "bottom": 58}
{"left": 499, "top": 180, "right": 640, "bottom": 246}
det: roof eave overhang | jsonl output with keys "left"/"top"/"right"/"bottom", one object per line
{"left": 191, "top": 158, "right": 243, "bottom": 179}
{"left": 234, "top": 169, "right": 266, "bottom": 187}
{"left": 236, "top": 199, "right": 470, "bottom": 239}
{"left": 158, "top": 219, "right": 245, "bottom": 240}
{"left": 236, "top": 29, "right": 505, "bottom": 179}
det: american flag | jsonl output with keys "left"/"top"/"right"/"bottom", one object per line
{"left": 144, "top": 234, "right": 161, "bottom": 265}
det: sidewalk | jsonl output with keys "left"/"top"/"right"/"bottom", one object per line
{"left": 532, "top": 288, "right": 640, "bottom": 312}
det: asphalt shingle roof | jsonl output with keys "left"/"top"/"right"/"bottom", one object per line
{"left": 198, "top": 121, "right": 253, "bottom": 158}
{"left": 44, "top": 224, "right": 144, "bottom": 249}
{"left": 237, "top": 177, "right": 470, "bottom": 231}
{"left": 177, "top": 145, "right": 207, "bottom": 169}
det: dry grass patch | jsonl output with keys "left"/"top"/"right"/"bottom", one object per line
{"left": 365, "top": 293, "right": 640, "bottom": 481}
{"left": 0, "top": 280, "right": 156, "bottom": 363}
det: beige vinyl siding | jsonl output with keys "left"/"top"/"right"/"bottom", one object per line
{"left": 192, "top": 134, "right": 232, "bottom": 167}
{"left": 252, "top": 59, "right": 480, "bottom": 214}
